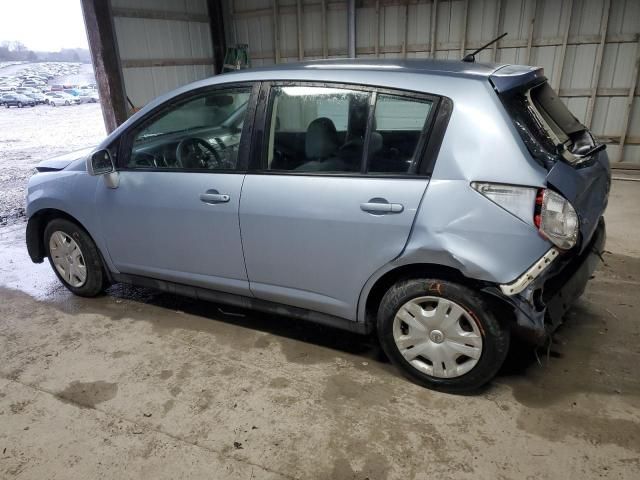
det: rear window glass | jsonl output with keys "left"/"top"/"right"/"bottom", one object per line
{"left": 502, "top": 81, "right": 593, "bottom": 163}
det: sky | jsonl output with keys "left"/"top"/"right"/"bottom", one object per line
{"left": 0, "top": 0, "right": 88, "bottom": 51}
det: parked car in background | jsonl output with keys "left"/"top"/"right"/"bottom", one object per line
{"left": 76, "top": 91, "right": 99, "bottom": 104}
{"left": 25, "top": 59, "right": 610, "bottom": 393}
{"left": 63, "top": 89, "right": 82, "bottom": 97}
{"left": 2, "top": 93, "right": 36, "bottom": 108}
{"left": 24, "top": 92, "right": 49, "bottom": 104}
{"left": 48, "top": 92, "right": 80, "bottom": 106}
{"left": 15, "top": 87, "right": 40, "bottom": 96}
{"left": 50, "top": 84, "right": 64, "bottom": 91}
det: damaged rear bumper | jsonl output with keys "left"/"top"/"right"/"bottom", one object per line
{"left": 484, "top": 218, "right": 606, "bottom": 345}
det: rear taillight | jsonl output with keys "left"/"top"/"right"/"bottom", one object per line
{"left": 472, "top": 182, "right": 579, "bottom": 250}
{"left": 536, "top": 188, "right": 579, "bottom": 250}
{"left": 471, "top": 182, "right": 537, "bottom": 227}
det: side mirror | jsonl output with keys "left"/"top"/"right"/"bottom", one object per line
{"left": 87, "top": 149, "right": 114, "bottom": 176}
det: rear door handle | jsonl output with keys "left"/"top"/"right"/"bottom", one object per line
{"left": 360, "top": 200, "right": 404, "bottom": 214}
{"left": 200, "top": 190, "right": 230, "bottom": 204}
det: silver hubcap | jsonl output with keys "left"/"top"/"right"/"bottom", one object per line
{"left": 49, "top": 231, "right": 87, "bottom": 288}
{"left": 393, "top": 296, "right": 483, "bottom": 379}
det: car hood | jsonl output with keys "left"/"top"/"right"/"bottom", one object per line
{"left": 36, "top": 146, "right": 95, "bottom": 172}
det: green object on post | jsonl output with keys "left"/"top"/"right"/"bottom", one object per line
{"left": 223, "top": 44, "right": 250, "bottom": 72}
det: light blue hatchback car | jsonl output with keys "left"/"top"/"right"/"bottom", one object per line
{"left": 26, "top": 59, "right": 609, "bottom": 392}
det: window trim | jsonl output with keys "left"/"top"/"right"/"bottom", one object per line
{"left": 115, "top": 81, "right": 260, "bottom": 174}
{"left": 249, "top": 80, "right": 450, "bottom": 179}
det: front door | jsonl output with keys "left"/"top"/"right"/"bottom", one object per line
{"left": 98, "top": 84, "right": 256, "bottom": 296}
{"left": 240, "top": 84, "right": 437, "bottom": 319}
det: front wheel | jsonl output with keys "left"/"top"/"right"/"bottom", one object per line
{"left": 44, "top": 218, "right": 106, "bottom": 297}
{"left": 377, "top": 278, "right": 510, "bottom": 393}
{"left": 17, "top": 102, "right": 23, "bottom": 108}
{"left": 64, "top": 100, "right": 70, "bottom": 106}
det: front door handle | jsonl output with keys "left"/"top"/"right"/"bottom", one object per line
{"left": 360, "top": 199, "right": 404, "bottom": 214}
{"left": 200, "top": 190, "right": 230, "bottom": 204}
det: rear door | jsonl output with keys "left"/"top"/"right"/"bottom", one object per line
{"left": 239, "top": 83, "right": 440, "bottom": 320}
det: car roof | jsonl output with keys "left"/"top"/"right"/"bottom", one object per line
{"left": 224, "top": 58, "right": 509, "bottom": 80}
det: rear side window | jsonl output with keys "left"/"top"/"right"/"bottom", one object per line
{"left": 367, "top": 94, "right": 433, "bottom": 173}
{"left": 265, "top": 86, "right": 370, "bottom": 172}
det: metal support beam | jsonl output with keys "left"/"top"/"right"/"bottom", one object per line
{"left": 111, "top": 8, "right": 209, "bottom": 23}
{"left": 552, "top": 0, "right": 573, "bottom": 91}
{"left": 296, "top": 0, "right": 304, "bottom": 61}
{"left": 272, "top": 0, "right": 281, "bottom": 63}
{"left": 229, "top": 0, "right": 238, "bottom": 44}
{"left": 322, "top": 0, "right": 328, "bottom": 58}
{"left": 80, "top": 0, "right": 128, "bottom": 132}
{"left": 525, "top": 0, "right": 537, "bottom": 65}
{"left": 492, "top": 0, "right": 503, "bottom": 62}
{"left": 374, "top": 0, "right": 380, "bottom": 57}
{"left": 348, "top": 0, "right": 356, "bottom": 58}
{"left": 617, "top": 38, "right": 640, "bottom": 163}
{"left": 207, "top": 0, "right": 227, "bottom": 74}
{"left": 430, "top": 0, "right": 438, "bottom": 59}
{"left": 460, "top": 0, "right": 469, "bottom": 58}
{"left": 585, "top": 0, "right": 611, "bottom": 128}
{"left": 402, "top": 1, "right": 409, "bottom": 58}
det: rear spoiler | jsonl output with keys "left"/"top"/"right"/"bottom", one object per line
{"left": 489, "top": 65, "right": 546, "bottom": 93}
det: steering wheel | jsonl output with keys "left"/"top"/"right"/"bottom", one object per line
{"left": 176, "top": 137, "right": 221, "bottom": 169}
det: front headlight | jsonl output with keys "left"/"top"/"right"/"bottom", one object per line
{"left": 537, "top": 189, "right": 579, "bottom": 250}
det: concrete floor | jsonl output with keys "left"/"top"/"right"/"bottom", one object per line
{"left": 0, "top": 180, "right": 639, "bottom": 479}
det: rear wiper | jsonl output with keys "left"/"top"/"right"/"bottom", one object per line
{"left": 462, "top": 32, "right": 508, "bottom": 63}
{"left": 577, "top": 143, "right": 606, "bottom": 157}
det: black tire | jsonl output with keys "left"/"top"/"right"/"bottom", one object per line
{"left": 44, "top": 218, "right": 106, "bottom": 297}
{"left": 65, "top": 100, "right": 70, "bottom": 106}
{"left": 17, "top": 102, "right": 23, "bottom": 108}
{"left": 377, "top": 278, "right": 510, "bottom": 394}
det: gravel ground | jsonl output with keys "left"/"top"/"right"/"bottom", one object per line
{"left": 0, "top": 102, "right": 105, "bottom": 224}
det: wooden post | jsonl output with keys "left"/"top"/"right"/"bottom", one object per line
{"left": 617, "top": 38, "right": 640, "bottom": 163}
{"left": 207, "top": 0, "right": 227, "bottom": 74}
{"left": 525, "top": 0, "right": 537, "bottom": 65}
{"left": 272, "top": 0, "right": 280, "bottom": 63}
{"left": 460, "top": 0, "right": 469, "bottom": 58}
{"left": 492, "top": 0, "right": 503, "bottom": 62}
{"left": 552, "top": 0, "right": 573, "bottom": 91}
{"left": 296, "top": 0, "right": 304, "bottom": 60}
{"left": 430, "top": 0, "right": 438, "bottom": 59}
{"left": 585, "top": 0, "right": 611, "bottom": 128}
{"left": 80, "top": 0, "right": 128, "bottom": 132}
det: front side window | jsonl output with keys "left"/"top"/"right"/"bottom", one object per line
{"left": 129, "top": 87, "right": 251, "bottom": 171}
{"left": 266, "top": 86, "right": 370, "bottom": 172}
{"left": 367, "top": 94, "right": 433, "bottom": 173}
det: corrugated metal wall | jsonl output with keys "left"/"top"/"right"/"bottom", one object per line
{"left": 227, "top": 0, "right": 640, "bottom": 166}
{"left": 110, "top": 0, "right": 215, "bottom": 108}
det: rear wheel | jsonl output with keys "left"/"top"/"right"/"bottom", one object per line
{"left": 377, "top": 278, "right": 510, "bottom": 393}
{"left": 17, "top": 102, "right": 23, "bottom": 108}
{"left": 44, "top": 218, "right": 106, "bottom": 297}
